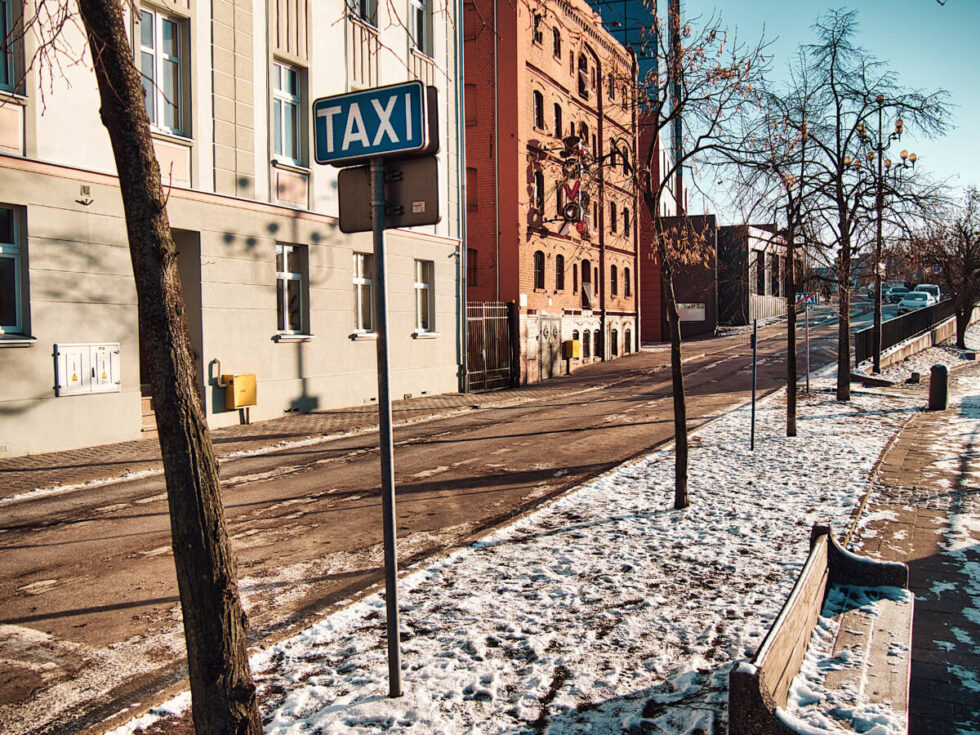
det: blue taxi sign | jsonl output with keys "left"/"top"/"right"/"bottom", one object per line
{"left": 313, "top": 81, "right": 428, "bottom": 166}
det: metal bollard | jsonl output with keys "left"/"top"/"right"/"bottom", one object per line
{"left": 928, "top": 364, "right": 949, "bottom": 411}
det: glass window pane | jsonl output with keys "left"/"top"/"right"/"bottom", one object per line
{"left": 140, "top": 11, "right": 154, "bottom": 48}
{"left": 419, "top": 289, "right": 430, "bottom": 331}
{"left": 273, "top": 99, "right": 282, "bottom": 155}
{"left": 285, "top": 102, "right": 297, "bottom": 159}
{"left": 0, "top": 207, "right": 12, "bottom": 243}
{"left": 0, "top": 256, "right": 15, "bottom": 327}
{"left": 286, "top": 246, "right": 301, "bottom": 274}
{"left": 162, "top": 58, "right": 178, "bottom": 128}
{"left": 273, "top": 63, "right": 282, "bottom": 92}
{"left": 359, "top": 284, "right": 372, "bottom": 330}
{"left": 162, "top": 19, "right": 178, "bottom": 58}
{"left": 286, "top": 67, "right": 298, "bottom": 97}
{"left": 275, "top": 247, "right": 284, "bottom": 272}
{"left": 141, "top": 52, "right": 155, "bottom": 121}
{"left": 277, "top": 280, "right": 285, "bottom": 331}
{"left": 287, "top": 279, "right": 302, "bottom": 331}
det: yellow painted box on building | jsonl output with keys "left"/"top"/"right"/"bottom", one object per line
{"left": 562, "top": 340, "right": 580, "bottom": 359}
{"left": 223, "top": 374, "right": 257, "bottom": 409}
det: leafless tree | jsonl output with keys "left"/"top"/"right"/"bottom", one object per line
{"left": 14, "top": 0, "right": 261, "bottom": 730}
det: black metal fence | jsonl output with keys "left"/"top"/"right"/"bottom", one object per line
{"left": 466, "top": 302, "right": 515, "bottom": 392}
{"left": 854, "top": 299, "right": 956, "bottom": 367}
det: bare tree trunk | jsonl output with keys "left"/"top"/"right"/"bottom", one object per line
{"left": 836, "top": 248, "right": 852, "bottom": 402}
{"left": 75, "top": 0, "right": 261, "bottom": 731}
{"left": 661, "top": 261, "right": 689, "bottom": 510}
{"left": 786, "top": 236, "right": 797, "bottom": 436}
{"left": 956, "top": 308, "right": 969, "bottom": 349}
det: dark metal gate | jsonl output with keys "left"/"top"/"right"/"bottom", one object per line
{"left": 466, "top": 302, "right": 513, "bottom": 392}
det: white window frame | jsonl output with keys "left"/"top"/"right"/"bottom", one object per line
{"left": 350, "top": 0, "right": 377, "bottom": 26}
{"left": 409, "top": 0, "right": 432, "bottom": 57}
{"left": 353, "top": 252, "right": 375, "bottom": 333}
{"left": 138, "top": 7, "right": 185, "bottom": 136}
{"left": 273, "top": 61, "right": 302, "bottom": 165}
{"left": 0, "top": 205, "right": 23, "bottom": 334}
{"left": 0, "top": 0, "right": 15, "bottom": 92}
{"left": 276, "top": 243, "right": 307, "bottom": 335}
{"left": 413, "top": 259, "right": 434, "bottom": 333}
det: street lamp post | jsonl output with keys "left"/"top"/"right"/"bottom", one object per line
{"left": 859, "top": 95, "right": 913, "bottom": 373}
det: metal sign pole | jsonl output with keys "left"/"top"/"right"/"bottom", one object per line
{"left": 370, "top": 157, "right": 403, "bottom": 698}
{"left": 751, "top": 319, "right": 757, "bottom": 451}
{"left": 805, "top": 305, "right": 810, "bottom": 393}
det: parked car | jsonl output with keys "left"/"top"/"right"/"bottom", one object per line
{"left": 913, "top": 283, "right": 942, "bottom": 301}
{"left": 887, "top": 285, "right": 910, "bottom": 304}
{"left": 897, "top": 291, "right": 937, "bottom": 314}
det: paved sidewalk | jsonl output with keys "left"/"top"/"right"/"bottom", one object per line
{"left": 850, "top": 360, "right": 980, "bottom": 734}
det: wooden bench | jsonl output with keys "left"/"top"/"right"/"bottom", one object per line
{"left": 729, "top": 524, "right": 914, "bottom": 734}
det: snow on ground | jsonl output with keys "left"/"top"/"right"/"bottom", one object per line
{"left": 111, "top": 385, "right": 914, "bottom": 735}
{"left": 782, "top": 584, "right": 913, "bottom": 735}
{"left": 859, "top": 322, "right": 980, "bottom": 384}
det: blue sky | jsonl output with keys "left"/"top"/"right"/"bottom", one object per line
{"left": 591, "top": 0, "right": 979, "bottom": 217}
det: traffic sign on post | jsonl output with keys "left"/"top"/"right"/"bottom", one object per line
{"left": 314, "top": 81, "right": 433, "bottom": 166}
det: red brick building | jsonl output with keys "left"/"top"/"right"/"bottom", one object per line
{"left": 464, "top": 0, "right": 639, "bottom": 383}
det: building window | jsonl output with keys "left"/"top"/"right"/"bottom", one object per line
{"left": 553, "top": 103, "right": 562, "bottom": 138}
{"left": 414, "top": 259, "right": 434, "bottom": 332}
{"left": 533, "top": 90, "right": 544, "bottom": 129}
{"left": 350, "top": 0, "right": 378, "bottom": 25}
{"left": 608, "top": 137, "right": 617, "bottom": 167}
{"left": 611, "top": 328, "right": 619, "bottom": 356}
{"left": 467, "top": 167, "right": 477, "bottom": 210}
{"left": 353, "top": 252, "right": 374, "bottom": 332}
{"left": 572, "top": 329, "right": 579, "bottom": 343}
{"left": 593, "top": 329, "right": 601, "bottom": 358}
{"left": 532, "top": 12, "right": 543, "bottom": 44}
{"left": 622, "top": 207, "right": 631, "bottom": 234}
{"left": 467, "top": 247, "right": 478, "bottom": 287}
{"left": 0, "top": 0, "right": 16, "bottom": 92}
{"left": 533, "top": 170, "right": 545, "bottom": 211}
{"left": 624, "top": 327, "right": 632, "bottom": 353}
{"left": 770, "top": 252, "right": 780, "bottom": 297}
{"left": 609, "top": 202, "right": 617, "bottom": 233}
{"left": 533, "top": 250, "right": 545, "bottom": 290}
{"left": 276, "top": 244, "right": 308, "bottom": 334}
{"left": 409, "top": 0, "right": 432, "bottom": 55}
{"left": 611, "top": 264, "right": 618, "bottom": 296}
{"left": 0, "top": 206, "right": 25, "bottom": 334}
{"left": 552, "top": 27, "right": 561, "bottom": 58}
{"left": 582, "top": 329, "right": 590, "bottom": 357}
{"left": 624, "top": 267, "right": 631, "bottom": 297}
{"left": 573, "top": 263, "right": 578, "bottom": 293}
{"left": 755, "top": 251, "right": 765, "bottom": 295}
{"left": 608, "top": 73, "right": 615, "bottom": 100}
{"left": 138, "top": 8, "right": 186, "bottom": 135}
{"left": 556, "top": 180, "right": 564, "bottom": 217}
{"left": 577, "top": 53, "right": 588, "bottom": 98}
{"left": 555, "top": 254, "right": 565, "bottom": 291}
{"left": 273, "top": 62, "right": 303, "bottom": 164}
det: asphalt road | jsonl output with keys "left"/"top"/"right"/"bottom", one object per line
{"left": 0, "top": 315, "right": 843, "bottom": 734}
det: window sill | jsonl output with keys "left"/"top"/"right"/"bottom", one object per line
{"left": 0, "top": 90, "right": 28, "bottom": 106}
{"left": 350, "top": 332, "right": 378, "bottom": 341}
{"left": 150, "top": 129, "right": 193, "bottom": 147}
{"left": 0, "top": 335, "right": 37, "bottom": 347}
{"left": 272, "top": 159, "right": 311, "bottom": 175}
{"left": 412, "top": 331, "right": 440, "bottom": 339}
{"left": 273, "top": 333, "right": 315, "bottom": 343}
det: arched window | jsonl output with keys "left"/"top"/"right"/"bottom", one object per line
{"left": 553, "top": 104, "right": 562, "bottom": 138}
{"left": 573, "top": 263, "right": 578, "bottom": 292}
{"left": 593, "top": 330, "right": 601, "bottom": 358}
{"left": 608, "top": 73, "right": 615, "bottom": 99}
{"left": 555, "top": 254, "right": 565, "bottom": 290}
{"left": 533, "top": 250, "right": 545, "bottom": 289}
{"left": 624, "top": 328, "right": 632, "bottom": 354}
{"left": 611, "top": 265, "right": 618, "bottom": 295}
{"left": 556, "top": 181, "right": 564, "bottom": 217}
{"left": 609, "top": 202, "right": 617, "bottom": 233}
{"left": 532, "top": 90, "right": 543, "bottom": 129}
{"left": 581, "top": 258, "right": 591, "bottom": 285}
{"left": 579, "top": 122, "right": 588, "bottom": 143}
{"left": 532, "top": 12, "right": 543, "bottom": 43}
{"left": 609, "top": 137, "right": 617, "bottom": 167}
{"left": 611, "top": 328, "right": 619, "bottom": 356}
{"left": 582, "top": 330, "right": 591, "bottom": 357}
{"left": 553, "top": 27, "right": 561, "bottom": 58}
{"left": 571, "top": 328, "right": 579, "bottom": 343}
{"left": 623, "top": 207, "right": 631, "bottom": 233}
{"left": 624, "top": 267, "right": 631, "bottom": 297}
{"left": 577, "top": 54, "right": 589, "bottom": 97}
{"left": 533, "top": 171, "right": 544, "bottom": 211}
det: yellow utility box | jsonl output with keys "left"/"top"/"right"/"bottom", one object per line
{"left": 223, "top": 374, "right": 257, "bottom": 409}
{"left": 561, "top": 339, "right": 580, "bottom": 359}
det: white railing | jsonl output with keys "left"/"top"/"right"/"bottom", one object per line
{"left": 347, "top": 14, "right": 379, "bottom": 89}
{"left": 409, "top": 48, "right": 436, "bottom": 87}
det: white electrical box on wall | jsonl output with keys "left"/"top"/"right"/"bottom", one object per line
{"left": 54, "top": 343, "right": 121, "bottom": 396}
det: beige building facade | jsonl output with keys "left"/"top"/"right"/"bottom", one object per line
{"left": 0, "top": 0, "right": 464, "bottom": 457}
